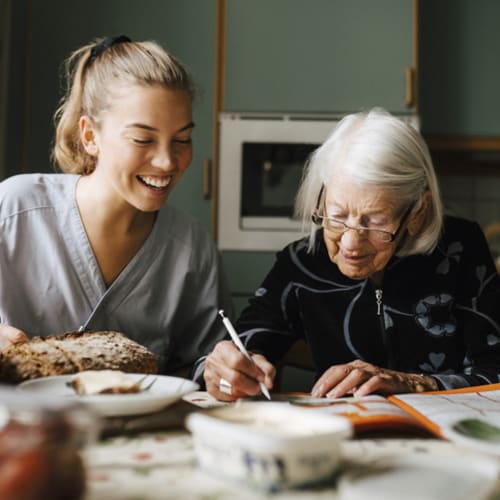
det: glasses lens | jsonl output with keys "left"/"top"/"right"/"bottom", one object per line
{"left": 316, "top": 215, "right": 395, "bottom": 243}
{"left": 324, "top": 219, "right": 346, "bottom": 232}
{"left": 367, "top": 229, "right": 393, "bottom": 243}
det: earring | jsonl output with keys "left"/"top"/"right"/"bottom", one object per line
{"left": 86, "top": 144, "right": 98, "bottom": 155}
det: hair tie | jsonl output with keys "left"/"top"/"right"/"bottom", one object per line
{"left": 87, "top": 35, "right": 131, "bottom": 68}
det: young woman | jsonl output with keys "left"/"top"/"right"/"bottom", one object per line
{"left": 203, "top": 108, "right": 500, "bottom": 400}
{"left": 0, "top": 36, "right": 232, "bottom": 375}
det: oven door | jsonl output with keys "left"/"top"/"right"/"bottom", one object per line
{"left": 240, "top": 142, "right": 317, "bottom": 230}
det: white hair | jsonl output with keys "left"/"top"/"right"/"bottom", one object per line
{"left": 295, "top": 108, "right": 443, "bottom": 256}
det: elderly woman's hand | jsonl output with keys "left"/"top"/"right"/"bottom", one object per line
{"left": 204, "top": 340, "right": 276, "bottom": 401}
{"left": 0, "top": 324, "right": 29, "bottom": 351}
{"left": 311, "top": 359, "right": 438, "bottom": 398}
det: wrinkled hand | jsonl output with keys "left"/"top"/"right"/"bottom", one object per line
{"left": 311, "top": 359, "right": 438, "bottom": 398}
{"left": 0, "top": 324, "right": 29, "bottom": 351}
{"left": 204, "top": 340, "right": 276, "bottom": 401}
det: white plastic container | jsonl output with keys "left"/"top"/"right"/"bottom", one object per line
{"left": 185, "top": 401, "right": 352, "bottom": 491}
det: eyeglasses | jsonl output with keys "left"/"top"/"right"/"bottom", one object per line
{"left": 311, "top": 185, "right": 414, "bottom": 244}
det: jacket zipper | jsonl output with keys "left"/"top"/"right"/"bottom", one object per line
{"left": 375, "top": 288, "right": 394, "bottom": 369}
{"left": 375, "top": 289, "right": 383, "bottom": 316}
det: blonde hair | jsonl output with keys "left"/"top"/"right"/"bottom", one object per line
{"left": 52, "top": 37, "right": 194, "bottom": 175}
{"left": 295, "top": 108, "right": 443, "bottom": 256}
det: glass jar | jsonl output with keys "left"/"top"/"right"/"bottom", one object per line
{"left": 0, "top": 385, "right": 99, "bottom": 500}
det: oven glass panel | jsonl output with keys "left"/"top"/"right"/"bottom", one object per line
{"left": 241, "top": 142, "right": 318, "bottom": 217}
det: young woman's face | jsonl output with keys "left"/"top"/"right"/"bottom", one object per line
{"left": 322, "top": 173, "right": 410, "bottom": 282}
{"left": 83, "top": 85, "right": 193, "bottom": 212}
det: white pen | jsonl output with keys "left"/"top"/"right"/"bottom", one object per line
{"left": 218, "top": 309, "right": 271, "bottom": 400}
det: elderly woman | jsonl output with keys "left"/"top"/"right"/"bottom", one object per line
{"left": 203, "top": 108, "right": 500, "bottom": 401}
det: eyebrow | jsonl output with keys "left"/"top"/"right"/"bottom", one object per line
{"left": 325, "top": 203, "right": 390, "bottom": 217}
{"left": 125, "top": 121, "right": 195, "bottom": 132}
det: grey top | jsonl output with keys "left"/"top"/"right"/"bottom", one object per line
{"left": 0, "top": 173, "right": 232, "bottom": 374}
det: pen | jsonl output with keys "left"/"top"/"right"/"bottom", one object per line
{"left": 218, "top": 310, "right": 271, "bottom": 400}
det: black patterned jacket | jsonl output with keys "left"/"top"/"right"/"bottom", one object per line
{"left": 236, "top": 216, "right": 500, "bottom": 390}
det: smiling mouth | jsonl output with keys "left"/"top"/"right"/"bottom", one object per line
{"left": 343, "top": 252, "right": 370, "bottom": 262}
{"left": 137, "top": 175, "right": 172, "bottom": 190}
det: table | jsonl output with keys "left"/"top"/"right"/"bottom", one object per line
{"left": 83, "top": 394, "right": 500, "bottom": 500}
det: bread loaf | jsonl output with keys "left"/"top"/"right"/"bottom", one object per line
{"left": 0, "top": 330, "right": 158, "bottom": 384}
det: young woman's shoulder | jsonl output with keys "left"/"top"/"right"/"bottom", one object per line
{"left": 0, "top": 173, "right": 78, "bottom": 215}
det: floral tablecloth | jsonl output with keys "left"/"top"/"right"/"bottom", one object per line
{"left": 83, "top": 393, "right": 500, "bottom": 500}
{"left": 85, "top": 432, "right": 500, "bottom": 500}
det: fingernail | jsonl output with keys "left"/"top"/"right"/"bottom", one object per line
{"left": 326, "top": 389, "right": 339, "bottom": 399}
{"left": 311, "top": 384, "right": 323, "bottom": 398}
{"left": 353, "top": 388, "right": 365, "bottom": 398}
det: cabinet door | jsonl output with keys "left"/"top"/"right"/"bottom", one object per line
{"left": 225, "top": 0, "right": 414, "bottom": 114}
{"left": 8, "top": 0, "right": 215, "bottom": 230}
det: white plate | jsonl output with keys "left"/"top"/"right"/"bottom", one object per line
{"left": 17, "top": 374, "right": 199, "bottom": 417}
{"left": 337, "top": 452, "right": 500, "bottom": 500}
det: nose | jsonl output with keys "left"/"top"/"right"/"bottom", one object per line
{"left": 151, "top": 146, "right": 175, "bottom": 170}
{"left": 340, "top": 226, "right": 368, "bottom": 247}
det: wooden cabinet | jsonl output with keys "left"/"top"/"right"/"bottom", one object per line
{"left": 225, "top": 0, "right": 416, "bottom": 114}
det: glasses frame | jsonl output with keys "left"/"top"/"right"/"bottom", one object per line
{"left": 311, "top": 185, "right": 414, "bottom": 243}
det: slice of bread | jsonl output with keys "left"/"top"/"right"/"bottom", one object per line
{"left": 0, "top": 330, "right": 158, "bottom": 384}
{"left": 70, "top": 370, "right": 143, "bottom": 395}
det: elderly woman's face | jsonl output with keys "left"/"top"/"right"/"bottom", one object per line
{"left": 322, "top": 173, "right": 409, "bottom": 282}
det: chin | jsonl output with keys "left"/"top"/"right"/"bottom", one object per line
{"left": 338, "top": 264, "right": 371, "bottom": 281}
{"left": 133, "top": 200, "right": 165, "bottom": 213}
{"left": 345, "top": 272, "right": 370, "bottom": 281}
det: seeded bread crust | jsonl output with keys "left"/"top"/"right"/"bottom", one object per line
{"left": 0, "top": 330, "right": 158, "bottom": 384}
